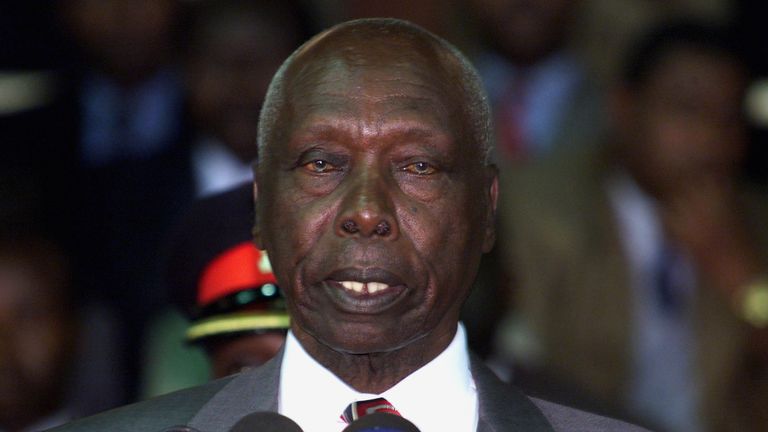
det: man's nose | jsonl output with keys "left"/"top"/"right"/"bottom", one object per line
{"left": 334, "top": 171, "right": 399, "bottom": 240}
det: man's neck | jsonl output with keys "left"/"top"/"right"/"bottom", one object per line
{"left": 293, "top": 326, "right": 457, "bottom": 394}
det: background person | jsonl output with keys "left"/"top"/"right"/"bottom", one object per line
{"left": 142, "top": 183, "right": 289, "bottom": 397}
{"left": 57, "top": 0, "right": 191, "bottom": 402}
{"left": 466, "top": 0, "right": 605, "bottom": 164}
{"left": 496, "top": 20, "right": 768, "bottom": 432}
{"left": 181, "top": 0, "right": 312, "bottom": 198}
{"left": 0, "top": 235, "right": 77, "bottom": 431}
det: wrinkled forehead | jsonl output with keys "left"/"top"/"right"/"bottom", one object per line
{"left": 279, "top": 29, "right": 469, "bottom": 137}
{"left": 307, "top": 28, "right": 464, "bottom": 98}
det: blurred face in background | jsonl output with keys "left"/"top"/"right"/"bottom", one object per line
{"left": 615, "top": 46, "right": 747, "bottom": 198}
{"left": 185, "top": 8, "right": 301, "bottom": 162}
{"left": 0, "top": 246, "right": 74, "bottom": 431}
{"left": 63, "top": 0, "right": 178, "bottom": 84}
{"left": 470, "top": 0, "right": 578, "bottom": 65}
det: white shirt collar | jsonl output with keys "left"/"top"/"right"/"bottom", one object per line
{"left": 279, "top": 323, "right": 478, "bottom": 432}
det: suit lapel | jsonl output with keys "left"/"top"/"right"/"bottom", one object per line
{"left": 471, "top": 355, "right": 554, "bottom": 431}
{"left": 188, "top": 349, "right": 283, "bottom": 432}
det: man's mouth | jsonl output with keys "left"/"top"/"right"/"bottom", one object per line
{"left": 318, "top": 268, "right": 409, "bottom": 312}
{"left": 338, "top": 280, "right": 390, "bottom": 294}
{"left": 322, "top": 278, "right": 407, "bottom": 313}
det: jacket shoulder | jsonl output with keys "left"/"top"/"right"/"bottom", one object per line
{"left": 531, "top": 398, "right": 649, "bottom": 432}
{"left": 47, "top": 376, "right": 235, "bottom": 432}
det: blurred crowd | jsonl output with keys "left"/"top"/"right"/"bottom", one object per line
{"left": 2, "top": 0, "right": 768, "bottom": 431}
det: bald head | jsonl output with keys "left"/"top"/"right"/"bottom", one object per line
{"left": 257, "top": 18, "right": 492, "bottom": 165}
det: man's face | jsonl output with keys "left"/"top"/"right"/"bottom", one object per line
{"left": 187, "top": 16, "right": 297, "bottom": 162}
{"left": 255, "top": 44, "right": 496, "bottom": 357}
{"left": 64, "top": 0, "right": 177, "bottom": 83}
{"left": 0, "top": 257, "right": 72, "bottom": 429}
{"left": 618, "top": 48, "right": 747, "bottom": 196}
{"left": 471, "top": 0, "right": 576, "bottom": 64}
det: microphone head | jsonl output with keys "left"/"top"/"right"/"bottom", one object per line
{"left": 342, "top": 413, "right": 421, "bottom": 432}
{"left": 230, "top": 411, "right": 303, "bottom": 432}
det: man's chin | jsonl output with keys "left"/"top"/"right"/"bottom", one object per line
{"left": 326, "top": 326, "right": 431, "bottom": 358}
{"left": 301, "top": 325, "right": 415, "bottom": 357}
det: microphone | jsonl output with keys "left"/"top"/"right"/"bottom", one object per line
{"left": 342, "top": 413, "right": 421, "bottom": 432}
{"left": 229, "top": 411, "right": 303, "bottom": 432}
{"left": 160, "top": 427, "right": 201, "bottom": 432}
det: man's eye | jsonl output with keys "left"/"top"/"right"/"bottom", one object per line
{"left": 402, "top": 162, "right": 436, "bottom": 175}
{"left": 302, "top": 160, "right": 336, "bottom": 173}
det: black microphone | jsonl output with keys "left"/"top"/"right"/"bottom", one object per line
{"left": 229, "top": 411, "right": 303, "bottom": 432}
{"left": 160, "top": 426, "right": 201, "bottom": 432}
{"left": 342, "top": 413, "right": 421, "bottom": 432}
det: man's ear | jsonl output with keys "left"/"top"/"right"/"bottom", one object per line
{"left": 482, "top": 166, "right": 499, "bottom": 253}
{"left": 252, "top": 180, "right": 264, "bottom": 250}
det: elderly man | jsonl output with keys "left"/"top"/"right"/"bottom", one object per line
{"left": 50, "top": 18, "right": 640, "bottom": 431}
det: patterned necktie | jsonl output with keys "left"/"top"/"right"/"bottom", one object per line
{"left": 341, "top": 397, "right": 401, "bottom": 424}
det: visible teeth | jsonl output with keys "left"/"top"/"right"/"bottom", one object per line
{"left": 340, "top": 281, "right": 364, "bottom": 292}
{"left": 339, "top": 281, "right": 390, "bottom": 293}
{"left": 368, "top": 282, "right": 389, "bottom": 293}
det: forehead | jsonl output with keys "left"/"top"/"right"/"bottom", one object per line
{"left": 279, "top": 35, "right": 468, "bottom": 139}
{"left": 301, "top": 62, "right": 452, "bottom": 125}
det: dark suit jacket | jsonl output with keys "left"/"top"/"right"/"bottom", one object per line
{"left": 49, "top": 349, "right": 644, "bottom": 432}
